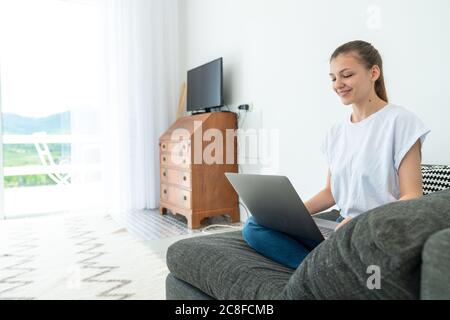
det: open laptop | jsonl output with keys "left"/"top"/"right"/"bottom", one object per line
{"left": 225, "top": 173, "right": 338, "bottom": 245}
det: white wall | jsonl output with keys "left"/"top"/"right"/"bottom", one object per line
{"left": 178, "top": 0, "right": 450, "bottom": 203}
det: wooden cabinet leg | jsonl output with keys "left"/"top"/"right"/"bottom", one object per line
{"left": 187, "top": 214, "right": 201, "bottom": 229}
{"left": 230, "top": 208, "right": 240, "bottom": 223}
{"left": 159, "top": 207, "right": 167, "bottom": 215}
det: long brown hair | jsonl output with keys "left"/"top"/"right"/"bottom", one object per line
{"left": 331, "top": 40, "right": 388, "bottom": 102}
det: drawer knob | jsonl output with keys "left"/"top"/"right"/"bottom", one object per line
{"left": 163, "top": 189, "right": 167, "bottom": 194}
{"left": 183, "top": 195, "right": 187, "bottom": 201}
{"left": 162, "top": 144, "right": 166, "bottom": 149}
{"left": 163, "top": 172, "right": 167, "bottom": 177}
{"left": 163, "top": 157, "right": 166, "bottom": 162}
{"left": 183, "top": 159, "right": 186, "bottom": 164}
{"left": 183, "top": 176, "right": 187, "bottom": 181}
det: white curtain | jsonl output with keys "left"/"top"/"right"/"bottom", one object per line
{"left": 68, "top": 0, "right": 179, "bottom": 219}
{"left": 99, "top": 0, "right": 179, "bottom": 219}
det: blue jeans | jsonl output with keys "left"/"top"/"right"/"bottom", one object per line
{"left": 242, "top": 214, "right": 344, "bottom": 269}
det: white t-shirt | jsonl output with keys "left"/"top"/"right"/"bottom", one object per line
{"left": 321, "top": 103, "right": 431, "bottom": 218}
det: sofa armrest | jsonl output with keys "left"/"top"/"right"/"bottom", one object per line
{"left": 421, "top": 228, "right": 450, "bottom": 300}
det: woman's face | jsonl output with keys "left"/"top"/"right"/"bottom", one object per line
{"left": 329, "top": 53, "right": 379, "bottom": 106}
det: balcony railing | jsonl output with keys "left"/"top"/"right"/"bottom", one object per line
{"left": 2, "top": 133, "right": 102, "bottom": 217}
{"left": 3, "top": 133, "right": 101, "bottom": 182}
{"left": 3, "top": 133, "right": 72, "bottom": 186}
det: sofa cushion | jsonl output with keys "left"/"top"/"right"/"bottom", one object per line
{"left": 166, "top": 231, "right": 294, "bottom": 300}
{"left": 421, "top": 228, "right": 450, "bottom": 300}
{"left": 166, "top": 273, "right": 215, "bottom": 300}
{"left": 281, "top": 188, "right": 450, "bottom": 300}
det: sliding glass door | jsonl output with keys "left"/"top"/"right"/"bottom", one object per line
{"left": 0, "top": 0, "right": 104, "bottom": 218}
{"left": 1, "top": 105, "right": 72, "bottom": 217}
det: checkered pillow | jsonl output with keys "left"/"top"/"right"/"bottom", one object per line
{"left": 421, "top": 165, "right": 450, "bottom": 195}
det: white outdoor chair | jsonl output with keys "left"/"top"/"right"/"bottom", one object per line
{"left": 32, "top": 133, "right": 71, "bottom": 186}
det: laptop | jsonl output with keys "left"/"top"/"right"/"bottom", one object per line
{"left": 225, "top": 173, "right": 338, "bottom": 245}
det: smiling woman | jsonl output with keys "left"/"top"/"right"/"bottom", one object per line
{"left": 320, "top": 40, "right": 430, "bottom": 224}
{"left": 241, "top": 40, "right": 431, "bottom": 270}
{"left": 329, "top": 41, "right": 388, "bottom": 113}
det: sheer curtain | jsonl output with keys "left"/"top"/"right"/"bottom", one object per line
{"left": 99, "top": 0, "right": 179, "bottom": 219}
{"left": 70, "top": 0, "right": 179, "bottom": 220}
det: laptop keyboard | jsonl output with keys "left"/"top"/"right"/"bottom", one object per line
{"left": 318, "top": 226, "right": 334, "bottom": 239}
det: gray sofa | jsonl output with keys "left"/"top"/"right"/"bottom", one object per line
{"left": 165, "top": 165, "right": 450, "bottom": 300}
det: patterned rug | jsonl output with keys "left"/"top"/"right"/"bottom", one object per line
{"left": 0, "top": 212, "right": 172, "bottom": 300}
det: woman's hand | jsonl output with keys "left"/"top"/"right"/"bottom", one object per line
{"left": 335, "top": 216, "right": 353, "bottom": 231}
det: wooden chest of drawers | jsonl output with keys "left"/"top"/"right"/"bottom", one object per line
{"left": 159, "top": 112, "right": 239, "bottom": 229}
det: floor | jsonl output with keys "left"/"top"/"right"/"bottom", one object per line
{"left": 3, "top": 184, "right": 103, "bottom": 219}
{"left": 128, "top": 210, "right": 243, "bottom": 257}
{"left": 0, "top": 210, "right": 242, "bottom": 300}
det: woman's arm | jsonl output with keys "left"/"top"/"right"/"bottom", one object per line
{"left": 398, "top": 139, "right": 424, "bottom": 201}
{"left": 304, "top": 169, "right": 336, "bottom": 215}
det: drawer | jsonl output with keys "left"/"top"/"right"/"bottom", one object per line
{"left": 160, "top": 153, "right": 190, "bottom": 168}
{"left": 160, "top": 141, "right": 191, "bottom": 154}
{"left": 161, "top": 183, "right": 170, "bottom": 202}
{"left": 160, "top": 168, "right": 191, "bottom": 189}
{"left": 160, "top": 184, "right": 192, "bottom": 209}
{"left": 175, "top": 188, "right": 192, "bottom": 209}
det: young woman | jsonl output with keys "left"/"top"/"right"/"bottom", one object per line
{"left": 242, "top": 40, "right": 431, "bottom": 269}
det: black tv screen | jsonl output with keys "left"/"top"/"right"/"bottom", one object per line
{"left": 187, "top": 58, "right": 223, "bottom": 112}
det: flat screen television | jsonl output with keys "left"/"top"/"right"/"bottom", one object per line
{"left": 187, "top": 58, "right": 223, "bottom": 112}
